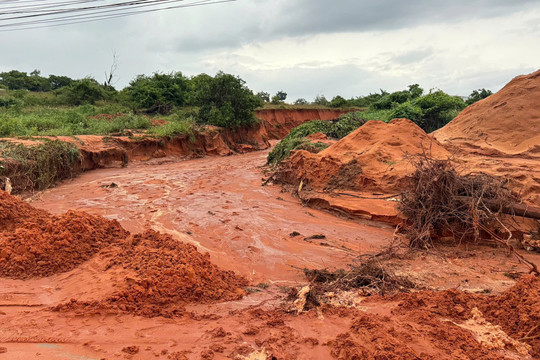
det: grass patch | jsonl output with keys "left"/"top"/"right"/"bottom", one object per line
{"left": 267, "top": 114, "right": 368, "bottom": 166}
{"left": 0, "top": 140, "right": 80, "bottom": 192}
{"left": 147, "top": 116, "right": 195, "bottom": 138}
{"left": 0, "top": 104, "right": 151, "bottom": 137}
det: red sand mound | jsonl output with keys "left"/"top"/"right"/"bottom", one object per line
{"left": 57, "top": 230, "right": 248, "bottom": 317}
{"left": 0, "top": 191, "right": 128, "bottom": 278}
{"left": 0, "top": 190, "right": 49, "bottom": 231}
{"left": 434, "top": 69, "right": 540, "bottom": 155}
{"left": 278, "top": 118, "right": 450, "bottom": 193}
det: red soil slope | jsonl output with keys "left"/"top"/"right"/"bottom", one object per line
{"left": 256, "top": 108, "right": 350, "bottom": 139}
{"left": 434, "top": 69, "right": 540, "bottom": 156}
{"left": 278, "top": 118, "right": 450, "bottom": 193}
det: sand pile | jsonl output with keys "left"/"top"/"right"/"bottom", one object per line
{"left": 434, "top": 69, "right": 540, "bottom": 155}
{"left": 57, "top": 230, "right": 248, "bottom": 317}
{"left": 0, "top": 190, "right": 49, "bottom": 231}
{"left": 0, "top": 191, "right": 247, "bottom": 315}
{"left": 0, "top": 191, "right": 128, "bottom": 278}
{"left": 277, "top": 118, "right": 450, "bottom": 193}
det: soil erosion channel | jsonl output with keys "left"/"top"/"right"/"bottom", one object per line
{"left": 32, "top": 149, "right": 392, "bottom": 284}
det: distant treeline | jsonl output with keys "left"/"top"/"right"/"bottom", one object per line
{"left": 0, "top": 69, "right": 493, "bottom": 132}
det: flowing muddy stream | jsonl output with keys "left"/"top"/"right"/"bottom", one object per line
{"left": 31, "top": 149, "right": 393, "bottom": 284}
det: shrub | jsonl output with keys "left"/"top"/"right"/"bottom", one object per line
{"left": 190, "top": 71, "right": 263, "bottom": 128}
{"left": 389, "top": 102, "right": 423, "bottom": 123}
{"left": 148, "top": 117, "right": 195, "bottom": 140}
{"left": 313, "top": 94, "right": 329, "bottom": 106}
{"left": 267, "top": 116, "right": 367, "bottom": 165}
{"left": 413, "top": 91, "right": 466, "bottom": 132}
{"left": 271, "top": 90, "right": 287, "bottom": 104}
{"left": 0, "top": 97, "right": 20, "bottom": 109}
{"left": 124, "top": 72, "right": 188, "bottom": 111}
{"left": 329, "top": 95, "right": 348, "bottom": 108}
{"left": 56, "top": 78, "right": 109, "bottom": 105}
{"left": 466, "top": 88, "right": 493, "bottom": 105}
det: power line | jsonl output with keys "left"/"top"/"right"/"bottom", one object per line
{"left": 0, "top": 0, "right": 235, "bottom": 31}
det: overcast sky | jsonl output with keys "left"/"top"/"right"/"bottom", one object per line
{"left": 1, "top": 0, "right": 539, "bottom": 101}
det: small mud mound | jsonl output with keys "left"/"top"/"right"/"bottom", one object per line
{"left": 277, "top": 118, "right": 450, "bottom": 193}
{"left": 0, "top": 190, "right": 49, "bottom": 231}
{"left": 0, "top": 193, "right": 128, "bottom": 278}
{"left": 56, "top": 230, "right": 248, "bottom": 317}
{"left": 434, "top": 69, "right": 540, "bottom": 155}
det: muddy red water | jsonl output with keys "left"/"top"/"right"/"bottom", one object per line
{"left": 31, "top": 149, "right": 393, "bottom": 284}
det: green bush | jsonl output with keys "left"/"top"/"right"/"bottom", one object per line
{"left": 0, "top": 105, "right": 150, "bottom": 136}
{"left": 329, "top": 95, "right": 348, "bottom": 108}
{"left": 0, "top": 97, "right": 20, "bottom": 109}
{"left": 267, "top": 116, "right": 367, "bottom": 165}
{"left": 389, "top": 102, "right": 423, "bottom": 123}
{"left": 413, "top": 91, "right": 466, "bottom": 132}
{"left": 190, "top": 71, "right": 263, "bottom": 128}
{"left": 56, "top": 78, "right": 109, "bottom": 105}
{"left": 124, "top": 72, "right": 188, "bottom": 111}
{"left": 466, "top": 88, "right": 493, "bottom": 105}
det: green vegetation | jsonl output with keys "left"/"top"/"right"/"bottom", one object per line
{"left": 267, "top": 115, "right": 367, "bottom": 165}
{"left": 0, "top": 105, "right": 151, "bottom": 137}
{"left": 0, "top": 140, "right": 80, "bottom": 192}
{"left": 123, "top": 72, "right": 188, "bottom": 112}
{"left": 0, "top": 70, "right": 74, "bottom": 92}
{"left": 189, "top": 71, "right": 263, "bottom": 128}
{"left": 466, "top": 88, "right": 493, "bottom": 105}
{"left": 147, "top": 116, "right": 195, "bottom": 140}
{"left": 56, "top": 78, "right": 114, "bottom": 106}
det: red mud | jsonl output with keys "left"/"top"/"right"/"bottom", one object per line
{"left": 1, "top": 106, "right": 540, "bottom": 358}
{"left": 434, "top": 69, "right": 540, "bottom": 156}
{"left": 0, "top": 148, "right": 539, "bottom": 359}
{"left": 56, "top": 230, "right": 247, "bottom": 318}
{"left": 278, "top": 118, "right": 450, "bottom": 194}
{"left": 433, "top": 69, "right": 540, "bottom": 206}
{"left": 0, "top": 191, "right": 127, "bottom": 278}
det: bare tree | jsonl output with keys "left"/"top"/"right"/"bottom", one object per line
{"left": 104, "top": 50, "right": 119, "bottom": 87}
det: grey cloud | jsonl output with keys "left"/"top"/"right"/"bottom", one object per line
{"left": 392, "top": 48, "right": 434, "bottom": 65}
{"left": 166, "top": 0, "right": 539, "bottom": 53}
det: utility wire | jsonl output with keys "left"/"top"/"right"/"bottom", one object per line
{"left": 0, "top": 0, "right": 235, "bottom": 31}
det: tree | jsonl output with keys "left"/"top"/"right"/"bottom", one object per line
{"left": 48, "top": 75, "right": 74, "bottom": 90}
{"left": 271, "top": 90, "right": 287, "bottom": 104}
{"left": 124, "top": 72, "right": 188, "bottom": 112}
{"left": 104, "top": 51, "right": 119, "bottom": 88}
{"left": 329, "top": 95, "right": 348, "bottom": 108}
{"left": 56, "top": 78, "right": 107, "bottom": 105}
{"left": 408, "top": 84, "right": 424, "bottom": 99}
{"left": 256, "top": 91, "right": 270, "bottom": 102}
{"left": 190, "top": 71, "right": 263, "bottom": 128}
{"left": 294, "top": 98, "right": 308, "bottom": 105}
{"left": 313, "top": 94, "right": 329, "bottom": 106}
{"left": 413, "top": 90, "right": 466, "bottom": 132}
{"left": 466, "top": 88, "right": 492, "bottom": 105}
